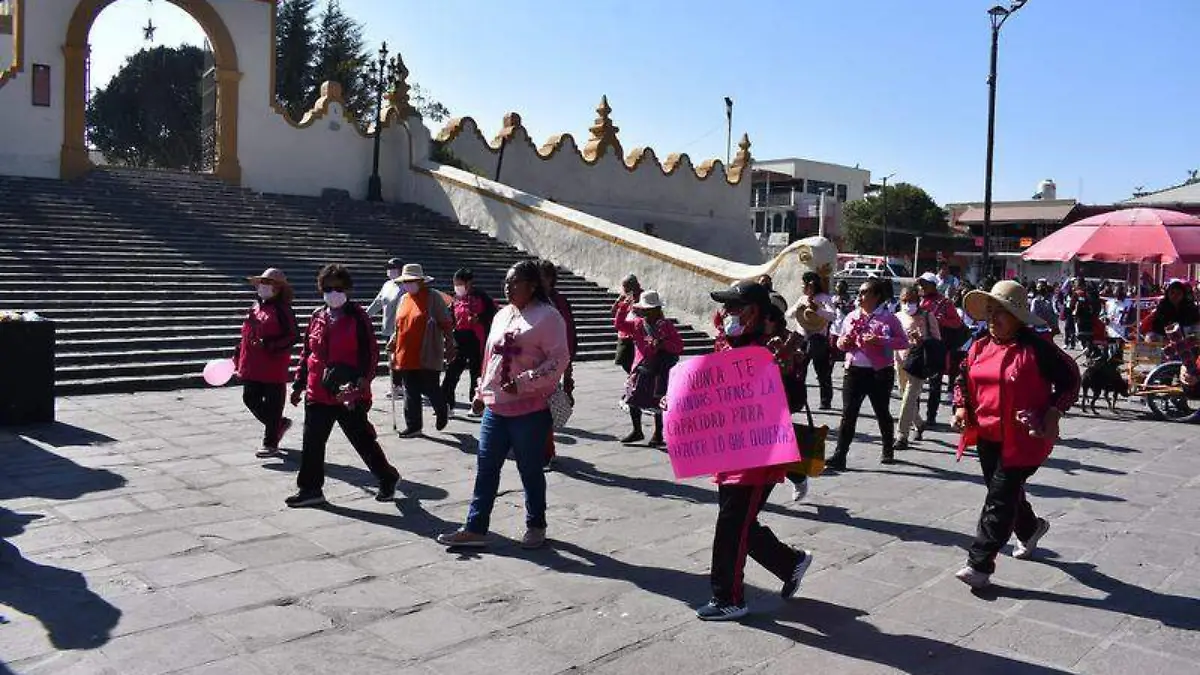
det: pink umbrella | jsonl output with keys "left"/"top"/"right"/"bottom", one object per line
{"left": 1022, "top": 207, "right": 1200, "bottom": 264}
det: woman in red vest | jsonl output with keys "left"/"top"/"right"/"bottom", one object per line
{"left": 952, "top": 281, "right": 1080, "bottom": 589}
{"left": 235, "top": 268, "right": 299, "bottom": 458}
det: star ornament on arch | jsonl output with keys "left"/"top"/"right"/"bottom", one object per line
{"left": 143, "top": 19, "right": 157, "bottom": 42}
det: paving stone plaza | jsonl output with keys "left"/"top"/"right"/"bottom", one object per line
{"left": 2, "top": 361, "right": 1198, "bottom": 674}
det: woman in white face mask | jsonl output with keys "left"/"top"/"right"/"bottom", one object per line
{"left": 894, "top": 285, "right": 941, "bottom": 450}
{"left": 286, "top": 264, "right": 401, "bottom": 508}
{"left": 235, "top": 268, "right": 299, "bottom": 458}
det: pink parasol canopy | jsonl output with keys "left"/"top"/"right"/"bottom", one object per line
{"left": 1021, "top": 207, "right": 1200, "bottom": 264}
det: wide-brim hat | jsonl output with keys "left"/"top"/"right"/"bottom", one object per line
{"left": 964, "top": 280, "right": 1045, "bottom": 327}
{"left": 397, "top": 263, "right": 434, "bottom": 283}
{"left": 247, "top": 268, "right": 289, "bottom": 286}
{"left": 632, "top": 289, "right": 663, "bottom": 310}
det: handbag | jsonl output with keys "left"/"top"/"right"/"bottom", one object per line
{"left": 320, "top": 363, "right": 359, "bottom": 395}
{"left": 785, "top": 404, "right": 827, "bottom": 478}
{"left": 548, "top": 384, "right": 573, "bottom": 430}
{"left": 903, "top": 312, "right": 945, "bottom": 379}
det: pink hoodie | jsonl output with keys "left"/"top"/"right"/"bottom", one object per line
{"left": 477, "top": 302, "right": 570, "bottom": 417}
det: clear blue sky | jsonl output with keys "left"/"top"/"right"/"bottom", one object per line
{"left": 89, "top": 0, "right": 1199, "bottom": 205}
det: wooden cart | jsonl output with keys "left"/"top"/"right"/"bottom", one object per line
{"left": 1124, "top": 339, "right": 1200, "bottom": 423}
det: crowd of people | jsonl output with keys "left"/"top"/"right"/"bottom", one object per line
{"left": 229, "top": 256, "right": 1200, "bottom": 620}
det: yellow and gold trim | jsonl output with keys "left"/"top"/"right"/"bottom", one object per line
{"left": 436, "top": 96, "right": 752, "bottom": 186}
{"left": 0, "top": 0, "right": 24, "bottom": 90}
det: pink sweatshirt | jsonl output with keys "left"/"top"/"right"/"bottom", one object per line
{"left": 837, "top": 306, "right": 910, "bottom": 369}
{"left": 477, "top": 302, "right": 570, "bottom": 417}
{"left": 613, "top": 305, "right": 684, "bottom": 368}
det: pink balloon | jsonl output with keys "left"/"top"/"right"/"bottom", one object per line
{"left": 203, "top": 358, "right": 236, "bottom": 387}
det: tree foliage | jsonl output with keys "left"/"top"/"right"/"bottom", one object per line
{"left": 842, "top": 182, "right": 947, "bottom": 256}
{"left": 274, "top": 0, "right": 318, "bottom": 120}
{"left": 273, "top": 0, "right": 451, "bottom": 126}
{"left": 85, "top": 45, "right": 205, "bottom": 170}
{"left": 312, "top": 0, "right": 372, "bottom": 122}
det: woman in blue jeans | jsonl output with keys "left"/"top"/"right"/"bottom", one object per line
{"left": 436, "top": 260, "right": 570, "bottom": 550}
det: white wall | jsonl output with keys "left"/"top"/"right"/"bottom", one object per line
{"left": 443, "top": 116, "right": 763, "bottom": 264}
{"left": 400, "top": 161, "right": 834, "bottom": 333}
{"left": 0, "top": 0, "right": 67, "bottom": 178}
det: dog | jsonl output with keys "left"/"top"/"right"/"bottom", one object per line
{"left": 1080, "top": 345, "right": 1129, "bottom": 413}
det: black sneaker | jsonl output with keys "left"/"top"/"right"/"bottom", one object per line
{"left": 880, "top": 452, "right": 897, "bottom": 465}
{"left": 398, "top": 428, "right": 422, "bottom": 439}
{"left": 696, "top": 599, "right": 749, "bottom": 621}
{"left": 781, "top": 550, "right": 814, "bottom": 599}
{"left": 825, "top": 456, "right": 847, "bottom": 472}
{"left": 376, "top": 478, "right": 399, "bottom": 502}
{"left": 620, "top": 430, "right": 645, "bottom": 445}
{"left": 285, "top": 490, "right": 327, "bottom": 508}
{"left": 435, "top": 410, "right": 449, "bottom": 431}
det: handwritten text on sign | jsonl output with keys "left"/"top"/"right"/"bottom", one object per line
{"left": 663, "top": 346, "right": 798, "bottom": 479}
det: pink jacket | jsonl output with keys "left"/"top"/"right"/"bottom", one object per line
{"left": 837, "top": 306, "right": 910, "bottom": 369}
{"left": 613, "top": 305, "right": 684, "bottom": 369}
{"left": 236, "top": 300, "right": 298, "bottom": 384}
{"left": 477, "top": 302, "right": 570, "bottom": 417}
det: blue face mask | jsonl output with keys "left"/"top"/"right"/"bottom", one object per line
{"left": 723, "top": 314, "right": 744, "bottom": 337}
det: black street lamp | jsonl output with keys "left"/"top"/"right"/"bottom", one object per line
{"left": 366, "top": 41, "right": 402, "bottom": 202}
{"left": 881, "top": 172, "right": 895, "bottom": 267}
{"left": 981, "top": 0, "right": 1028, "bottom": 278}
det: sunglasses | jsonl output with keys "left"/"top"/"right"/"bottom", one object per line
{"left": 321, "top": 286, "right": 346, "bottom": 294}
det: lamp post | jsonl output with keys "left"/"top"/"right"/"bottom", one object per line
{"left": 724, "top": 97, "right": 733, "bottom": 165}
{"left": 366, "top": 41, "right": 401, "bottom": 202}
{"left": 880, "top": 173, "right": 895, "bottom": 270}
{"left": 981, "top": 0, "right": 1029, "bottom": 278}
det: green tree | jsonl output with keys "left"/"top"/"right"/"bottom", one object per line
{"left": 85, "top": 45, "right": 204, "bottom": 170}
{"left": 274, "top": 0, "right": 318, "bottom": 120}
{"left": 410, "top": 82, "right": 450, "bottom": 123}
{"left": 312, "top": 0, "right": 371, "bottom": 122}
{"left": 842, "top": 182, "right": 947, "bottom": 256}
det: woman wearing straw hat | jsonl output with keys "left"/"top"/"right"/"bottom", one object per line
{"left": 613, "top": 289, "right": 683, "bottom": 447}
{"left": 952, "top": 280, "right": 1081, "bottom": 589}
{"left": 235, "top": 268, "right": 299, "bottom": 458}
{"left": 389, "top": 263, "right": 456, "bottom": 437}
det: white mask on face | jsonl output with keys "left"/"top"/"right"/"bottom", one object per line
{"left": 904, "top": 302, "right": 919, "bottom": 315}
{"left": 256, "top": 284, "right": 275, "bottom": 300}
{"left": 323, "top": 291, "right": 347, "bottom": 309}
{"left": 723, "top": 314, "right": 745, "bottom": 337}
{"left": 402, "top": 282, "right": 422, "bottom": 294}
{"left": 454, "top": 285, "right": 468, "bottom": 297}
{"left": 387, "top": 269, "right": 401, "bottom": 281}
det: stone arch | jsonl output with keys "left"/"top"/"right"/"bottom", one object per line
{"left": 61, "top": 0, "right": 241, "bottom": 183}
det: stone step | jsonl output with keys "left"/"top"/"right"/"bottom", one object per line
{"left": 0, "top": 168, "right": 713, "bottom": 396}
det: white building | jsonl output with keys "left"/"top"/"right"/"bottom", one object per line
{"left": 748, "top": 157, "right": 872, "bottom": 252}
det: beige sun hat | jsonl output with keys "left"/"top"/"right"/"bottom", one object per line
{"left": 964, "top": 280, "right": 1045, "bottom": 327}
{"left": 247, "top": 268, "right": 289, "bottom": 286}
{"left": 632, "top": 289, "right": 663, "bottom": 310}
{"left": 397, "top": 263, "right": 434, "bottom": 283}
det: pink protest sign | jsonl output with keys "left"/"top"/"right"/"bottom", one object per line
{"left": 663, "top": 346, "right": 799, "bottom": 479}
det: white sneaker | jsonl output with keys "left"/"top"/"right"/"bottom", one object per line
{"left": 955, "top": 565, "right": 991, "bottom": 589}
{"left": 1013, "top": 518, "right": 1050, "bottom": 560}
{"left": 790, "top": 479, "right": 808, "bottom": 503}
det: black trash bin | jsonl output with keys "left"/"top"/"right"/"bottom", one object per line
{"left": 0, "top": 320, "right": 55, "bottom": 426}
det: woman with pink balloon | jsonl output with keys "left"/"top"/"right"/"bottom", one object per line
{"left": 232, "top": 268, "right": 299, "bottom": 457}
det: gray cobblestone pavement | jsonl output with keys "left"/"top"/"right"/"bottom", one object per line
{"left": 2, "top": 361, "right": 1198, "bottom": 674}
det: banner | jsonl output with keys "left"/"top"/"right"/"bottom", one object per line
{"left": 663, "top": 346, "right": 799, "bottom": 479}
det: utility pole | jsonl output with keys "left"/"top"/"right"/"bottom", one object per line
{"left": 881, "top": 173, "right": 895, "bottom": 267}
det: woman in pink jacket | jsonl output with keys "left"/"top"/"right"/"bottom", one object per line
{"left": 436, "top": 260, "right": 570, "bottom": 551}
{"left": 828, "top": 277, "right": 910, "bottom": 469}
{"left": 614, "top": 289, "right": 684, "bottom": 447}
{"left": 235, "top": 268, "right": 299, "bottom": 458}
{"left": 953, "top": 281, "right": 1080, "bottom": 589}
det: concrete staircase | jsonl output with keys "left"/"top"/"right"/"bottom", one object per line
{"left": 0, "top": 168, "right": 713, "bottom": 395}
